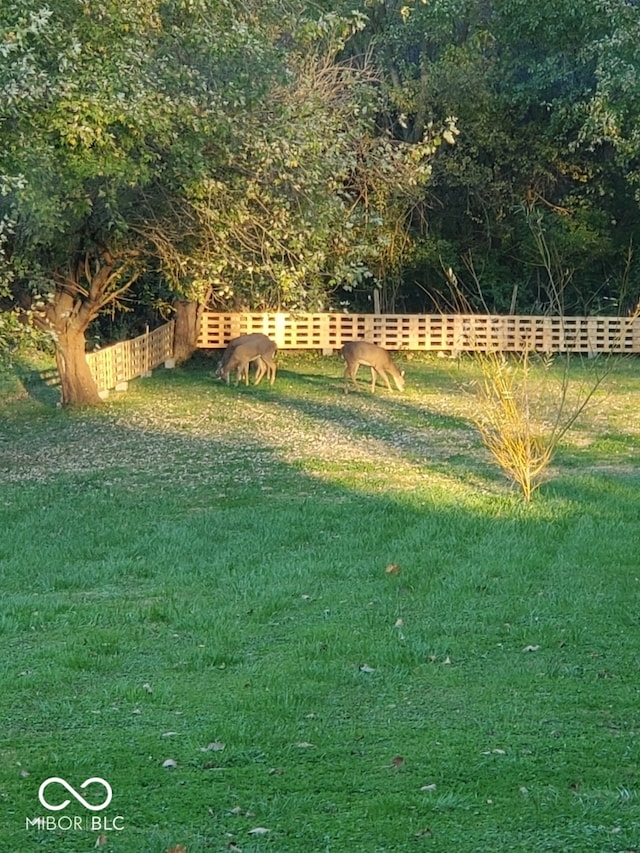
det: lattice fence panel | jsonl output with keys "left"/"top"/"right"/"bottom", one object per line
{"left": 198, "top": 312, "right": 640, "bottom": 354}
{"left": 86, "top": 321, "right": 175, "bottom": 392}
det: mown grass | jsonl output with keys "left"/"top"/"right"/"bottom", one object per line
{"left": 1, "top": 351, "right": 640, "bottom": 852}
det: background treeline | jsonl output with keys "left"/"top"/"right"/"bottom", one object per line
{"left": 336, "top": 0, "right": 640, "bottom": 317}
{"left": 1, "top": 0, "right": 640, "bottom": 403}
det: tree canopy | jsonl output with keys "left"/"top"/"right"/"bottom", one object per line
{"left": 347, "top": 0, "right": 640, "bottom": 314}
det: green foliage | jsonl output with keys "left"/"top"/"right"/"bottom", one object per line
{"left": 581, "top": 0, "right": 640, "bottom": 193}
{"left": 0, "top": 0, "right": 457, "bottom": 333}
{"left": 0, "top": 308, "right": 52, "bottom": 366}
{"left": 147, "top": 6, "right": 459, "bottom": 311}
{"left": 185, "top": 91, "right": 457, "bottom": 308}
{"left": 337, "top": 0, "right": 640, "bottom": 313}
{"left": 3, "top": 0, "right": 640, "bottom": 331}
{"left": 1, "top": 1, "right": 310, "bottom": 335}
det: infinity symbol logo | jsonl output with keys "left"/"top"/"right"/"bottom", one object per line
{"left": 38, "top": 777, "right": 113, "bottom": 812}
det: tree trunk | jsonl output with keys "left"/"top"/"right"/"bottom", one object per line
{"left": 55, "top": 325, "right": 103, "bottom": 406}
{"left": 173, "top": 300, "right": 204, "bottom": 363}
{"left": 28, "top": 251, "right": 138, "bottom": 406}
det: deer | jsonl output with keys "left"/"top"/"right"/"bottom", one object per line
{"left": 341, "top": 341, "right": 405, "bottom": 394}
{"left": 216, "top": 333, "right": 277, "bottom": 386}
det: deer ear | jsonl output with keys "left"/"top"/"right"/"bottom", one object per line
{"left": 401, "top": 370, "right": 405, "bottom": 377}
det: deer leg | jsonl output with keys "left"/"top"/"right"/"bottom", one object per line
{"left": 264, "top": 357, "right": 277, "bottom": 385}
{"left": 344, "top": 363, "right": 358, "bottom": 393}
{"left": 379, "top": 369, "right": 393, "bottom": 392}
{"left": 254, "top": 357, "right": 266, "bottom": 386}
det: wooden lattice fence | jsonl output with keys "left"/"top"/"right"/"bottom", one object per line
{"left": 198, "top": 312, "right": 640, "bottom": 354}
{"left": 86, "top": 321, "right": 175, "bottom": 395}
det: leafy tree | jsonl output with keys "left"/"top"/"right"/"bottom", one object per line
{"left": 0, "top": 0, "right": 280, "bottom": 403}
{"left": 144, "top": 8, "right": 458, "bottom": 319}
{"left": 580, "top": 0, "right": 640, "bottom": 314}
{"left": 336, "top": 0, "right": 640, "bottom": 313}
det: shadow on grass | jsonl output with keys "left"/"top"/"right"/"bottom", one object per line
{"left": 11, "top": 356, "right": 61, "bottom": 407}
{"left": 256, "top": 359, "right": 497, "bottom": 489}
{"left": 183, "top": 352, "right": 640, "bottom": 498}
{"left": 167, "top": 354, "right": 519, "bottom": 495}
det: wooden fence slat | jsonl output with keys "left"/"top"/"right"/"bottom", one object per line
{"left": 198, "top": 312, "right": 640, "bottom": 354}
{"left": 60, "top": 311, "right": 640, "bottom": 398}
{"left": 86, "top": 321, "right": 175, "bottom": 393}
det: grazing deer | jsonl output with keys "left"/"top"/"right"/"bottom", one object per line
{"left": 341, "top": 341, "right": 405, "bottom": 394}
{"left": 216, "top": 333, "right": 277, "bottom": 386}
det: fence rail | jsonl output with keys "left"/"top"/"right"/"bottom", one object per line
{"left": 198, "top": 312, "right": 640, "bottom": 354}
{"left": 86, "top": 321, "right": 175, "bottom": 394}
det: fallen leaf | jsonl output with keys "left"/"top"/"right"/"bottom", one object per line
{"left": 162, "top": 732, "right": 178, "bottom": 738}
{"left": 359, "top": 663, "right": 375, "bottom": 673}
{"left": 166, "top": 846, "right": 186, "bottom": 853}
{"left": 248, "top": 827, "right": 270, "bottom": 836}
{"left": 394, "top": 618, "right": 404, "bottom": 628}
{"left": 201, "top": 741, "right": 225, "bottom": 752}
{"left": 95, "top": 835, "right": 108, "bottom": 847}
{"left": 420, "top": 783, "right": 437, "bottom": 792}
{"left": 442, "top": 656, "right": 452, "bottom": 665}
{"left": 294, "top": 742, "right": 315, "bottom": 749}
{"left": 162, "top": 758, "right": 178, "bottom": 769}
{"left": 143, "top": 682, "right": 153, "bottom": 693}
{"left": 415, "top": 827, "right": 433, "bottom": 838}
{"left": 391, "top": 756, "right": 405, "bottom": 768}
{"left": 385, "top": 563, "right": 402, "bottom": 575}
{"left": 229, "top": 806, "right": 255, "bottom": 817}
{"left": 523, "top": 645, "right": 540, "bottom": 652}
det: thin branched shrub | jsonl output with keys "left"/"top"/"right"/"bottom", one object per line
{"left": 472, "top": 347, "right": 609, "bottom": 501}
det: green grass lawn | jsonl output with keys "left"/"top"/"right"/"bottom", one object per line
{"left": 1, "top": 351, "right": 640, "bottom": 852}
